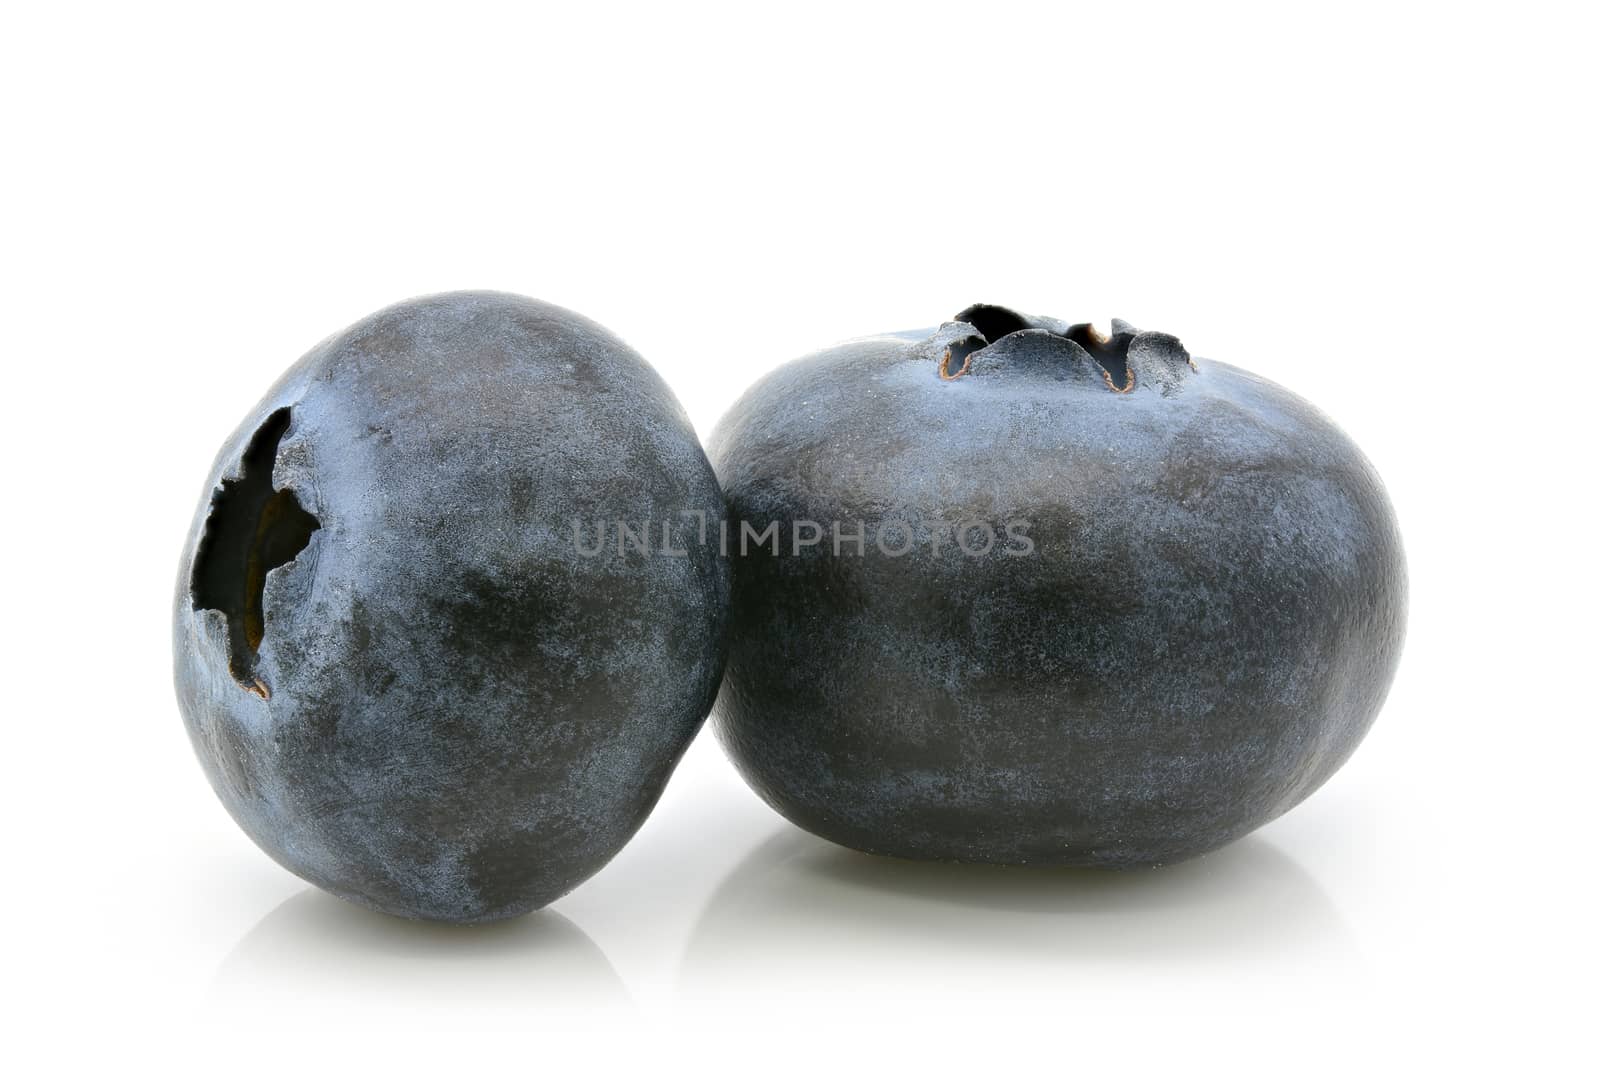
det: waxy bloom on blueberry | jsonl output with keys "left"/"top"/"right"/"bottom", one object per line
{"left": 175, "top": 292, "right": 729, "bottom": 922}
{"left": 709, "top": 304, "right": 1405, "bottom": 867}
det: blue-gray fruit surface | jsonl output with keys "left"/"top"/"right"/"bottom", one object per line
{"left": 174, "top": 291, "right": 729, "bottom": 921}
{"left": 709, "top": 304, "right": 1405, "bottom": 867}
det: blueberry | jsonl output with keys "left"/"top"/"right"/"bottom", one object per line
{"left": 175, "top": 292, "right": 729, "bottom": 921}
{"left": 708, "top": 304, "right": 1406, "bottom": 867}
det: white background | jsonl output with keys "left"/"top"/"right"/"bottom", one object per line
{"left": 4, "top": 2, "right": 1595, "bottom": 1061}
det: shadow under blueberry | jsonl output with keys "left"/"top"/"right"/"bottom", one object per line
{"left": 215, "top": 889, "right": 629, "bottom": 1013}
{"left": 680, "top": 826, "right": 1358, "bottom": 988}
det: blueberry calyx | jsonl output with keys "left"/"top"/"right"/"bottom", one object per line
{"left": 936, "top": 303, "right": 1195, "bottom": 394}
{"left": 189, "top": 407, "right": 320, "bottom": 698}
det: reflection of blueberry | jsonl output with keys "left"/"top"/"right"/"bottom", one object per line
{"left": 709, "top": 304, "right": 1406, "bottom": 867}
{"left": 175, "top": 292, "right": 729, "bottom": 922}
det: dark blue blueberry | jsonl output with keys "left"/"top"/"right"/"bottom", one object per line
{"left": 708, "top": 304, "right": 1405, "bottom": 867}
{"left": 175, "top": 292, "right": 729, "bottom": 921}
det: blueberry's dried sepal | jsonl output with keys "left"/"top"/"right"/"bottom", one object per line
{"left": 1127, "top": 331, "right": 1199, "bottom": 396}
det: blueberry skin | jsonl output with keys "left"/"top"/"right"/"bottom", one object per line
{"left": 175, "top": 292, "right": 729, "bottom": 921}
{"left": 709, "top": 305, "right": 1405, "bottom": 867}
